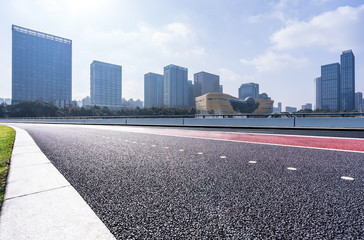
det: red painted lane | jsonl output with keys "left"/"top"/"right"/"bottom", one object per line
{"left": 126, "top": 127, "right": 364, "bottom": 153}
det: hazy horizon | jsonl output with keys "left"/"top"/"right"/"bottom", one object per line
{"left": 1, "top": 0, "right": 363, "bottom": 109}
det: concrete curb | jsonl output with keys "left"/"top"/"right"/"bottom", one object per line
{"left": 0, "top": 126, "right": 115, "bottom": 240}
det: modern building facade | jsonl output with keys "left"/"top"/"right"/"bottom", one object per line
{"left": 144, "top": 72, "right": 163, "bottom": 108}
{"left": 315, "top": 77, "right": 322, "bottom": 109}
{"left": 163, "top": 64, "right": 188, "bottom": 108}
{"left": 355, "top": 92, "right": 363, "bottom": 111}
{"left": 193, "top": 71, "right": 220, "bottom": 97}
{"left": 340, "top": 50, "right": 355, "bottom": 111}
{"left": 320, "top": 63, "right": 340, "bottom": 111}
{"left": 195, "top": 92, "right": 273, "bottom": 115}
{"left": 90, "top": 60, "right": 122, "bottom": 107}
{"left": 12, "top": 25, "right": 72, "bottom": 107}
{"left": 238, "top": 83, "right": 259, "bottom": 99}
{"left": 285, "top": 106, "right": 297, "bottom": 113}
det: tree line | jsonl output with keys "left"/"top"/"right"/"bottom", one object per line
{"left": 0, "top": 101, "right": 196, "bottom": 118}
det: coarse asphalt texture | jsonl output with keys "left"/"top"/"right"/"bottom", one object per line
{"left": 15, "top": 124, "right": 364, "bottom": 239}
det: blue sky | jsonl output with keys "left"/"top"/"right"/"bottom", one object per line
{"left": 0, "top": 0, "right": 363, "bottom": 109}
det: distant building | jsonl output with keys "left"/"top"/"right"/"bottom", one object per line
{"left": 163, "top": 64, "right": 188, "bottom": 108}
{"left": 285, "top": 106, "right": 297, "bottom": 113}
{"left": 122, "top": 98, "right": 143, "bottom": 109}
{"left": 82, "top": 96, "right": 91, "bottom": 106}
{"left": 301, "top": 103, "right": 312, "bottom": 111}
{"left": 195, "top": 92, "right": 273, "bottom": 115}
{"left": 315, "top": 77, "right": 322, "bottom": 109}
{"left": 258, "top": 93, "right": 271, "bottom": 100}
{"left": 340, "top": 50, "right": 355, "bottom": 111}
{"left": 188, "top": 80, "right": 195, "bottom": 108}
{"left": 90, "top": 60, "right": 122, "bottom": 107}
{"left": 321, "top": 63, "right": 340, "bottom": 111}
{"left": 238, "top": 83, "right": 259, "bottom": 99}
{"left": 219, "top": 85, "right": 223, "bottom": 93}
{"left": 355, "top": 92, "right": 363, "bottom": 111}
{"left": 0, "top": 98, "right": 11, "bottom": 105}
{"left": 273, "top": 102, "right": 282, "bottom": 113}
{"left": 12, "top": 25, "right": 72, "bottom": 107}
{"left": 144, "top": 72, "right": 163, "bottom": 108}
{"left": 316, "top": 50, "right": 356, "bottom": 112}
{"left": 194, "top": 71, "right": 220, "bottom": 97}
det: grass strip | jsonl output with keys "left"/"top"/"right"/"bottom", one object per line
{"left": 0, "top": 125, "right": 15, "bottom": 210}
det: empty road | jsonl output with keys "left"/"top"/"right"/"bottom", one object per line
{"left": 10, "top": 123, "right": 364, "bottom": 239}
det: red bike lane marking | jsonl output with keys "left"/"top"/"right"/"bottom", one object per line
{"left": 124, "top": 127, "right": 364, "bottom": 153}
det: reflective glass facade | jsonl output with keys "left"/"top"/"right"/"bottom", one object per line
{"left": 321, "top": 63, "right": 340, "bottom": 111}
{"left": 144, "top": 72, "right": 163, "bottom": 107}
{"left": 238, "top": 83, "right": 259, "bottom": 99}
{"left": 90, "top": 60, "right": 122, "bottom": 107}
{"left": 12, "top": 25, "right": 72, "bottom": 107}
{"left": 193, "top": 71, "right": 220, "bottom": 97}
{"left": 340, "top": 50, "right": 355, "bottom": 111}
{"left": 315, "top": 77, "right": 321, "bottom": 109}
{"left": 163, "top": 64, "right": 188, "bottom": 107}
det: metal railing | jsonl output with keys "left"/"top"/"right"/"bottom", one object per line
{"left": 1, "top": 112, "right": 364, "bottom": 120}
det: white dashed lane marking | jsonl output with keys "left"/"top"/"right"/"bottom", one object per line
{"left": 179, "top": 149, "right": 184, "bottom": 152}
{"left": 152, "top": 145, "right": 156, "bottom": 147}
{"left": 341, "top": 176, "right": 354, "bottom": 181}
{"left": 164, "top": 147, "right": 169, "bottom": 149}
{"left": 287, "top": 167, "right": 297, "bottom": 171}
{"left": 220, "top": 156, "right": 227, "bottom": 159}
{"left": 197, "top": 152, "right": 203, "bottom": 155}
{"left": 248, "top": 161, "right": 257, "bottom": 164}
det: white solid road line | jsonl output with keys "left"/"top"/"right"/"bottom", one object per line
{"left": 0, "top": 126, "right": 115, "bottom": 240}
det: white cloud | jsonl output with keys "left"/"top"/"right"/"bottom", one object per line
{"left": 271, "top": 5, "right": 364, "bottom": 52}
{"left": 240, "top": 50, "right": 308, "bottom": 72}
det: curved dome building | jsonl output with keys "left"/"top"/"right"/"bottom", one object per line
{"left": 195, "top": 92, "right": 273, "bottom": 115}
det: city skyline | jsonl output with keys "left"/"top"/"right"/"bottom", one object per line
{"left": 1, "top": 1, "right": 364, "bottom": 109}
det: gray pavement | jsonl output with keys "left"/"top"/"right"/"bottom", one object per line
{"left": 12, "top": 123, "right": 364, "bottom": 239}
{"left": 0, "top": 126, "right": 115, "bottom": 240}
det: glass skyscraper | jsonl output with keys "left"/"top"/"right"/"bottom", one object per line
{"left": 90, "top": 60, "right": 122, "bottom": 107}
{"left": 144, "top": 72, "right": 163, "bottom": 108}
{"left": 238, "top": 82, "right": 259, "bottom": 99}
{"left": 193, "top": 71, "right": 220, "bottom": 97}
{"left": 12, "top": 25, "right": 72, "bottom": 107}
{"left": 163, "top": 64, "right": 188, "bottom": 108}
{"left": 320, "top": 63, "right": 340, "bottom": 111}
{"left": 340, "top": 50, "right": 355, "bottom": 111}
{"left": 315, "top": 77, "right": 322, "bottom": 109}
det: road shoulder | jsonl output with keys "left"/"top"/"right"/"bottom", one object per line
{"left": 0, "top": 126, "right": 115, "bottom": 240}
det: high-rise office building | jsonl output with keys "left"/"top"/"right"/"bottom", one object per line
{"left": 315, "top": 77, "right": 322, "bottom": 109}
{"left": 163, "top": 64, "right": 188, "bottom": 108}
{"left": 219, "top": 85, "right": 223, "bottom": 93}
{"left": 90, "top": 60, "right": 122, "bottom": 107}
{"left": 340, "top": 50, "right": 355, "bottom": 111}
{"left": 320, "top": 63, "right": 340, "bottom": 111}
{"left": 144, "top": 72, "right": 163, "bottom": 108}
{"left": 12, "top": 25, "right": 72, "bottom": 107}
{"left": 355, "top": 92, "right": 363, "bottom": 111}
{"left": 238, "top": 83, "right": 259, "bottom": 99}
{"left": 278, "top": 102, "right": 282, "bottom": 112}
{"left": 193, "top": 71, "right": 220, "bottom": 97}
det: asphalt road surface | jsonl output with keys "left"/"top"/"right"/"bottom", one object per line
{"left": 13, "top": 124, "right": 364, "bottom": 239}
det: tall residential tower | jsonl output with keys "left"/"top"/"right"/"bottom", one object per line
{"left": 340, "top": 50, "right": 355, "bottom": 111}
{"left": 12, "top": 25, "right": 72, "bottom": 107}
{"left": 144, "top": 72, "right": 163, "bottom": 108}
{"left": 163, "top": 64, "right": 188, "bottom": 108}
{"left": 90, "top": 60, "right": 122, "bottom": 107}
